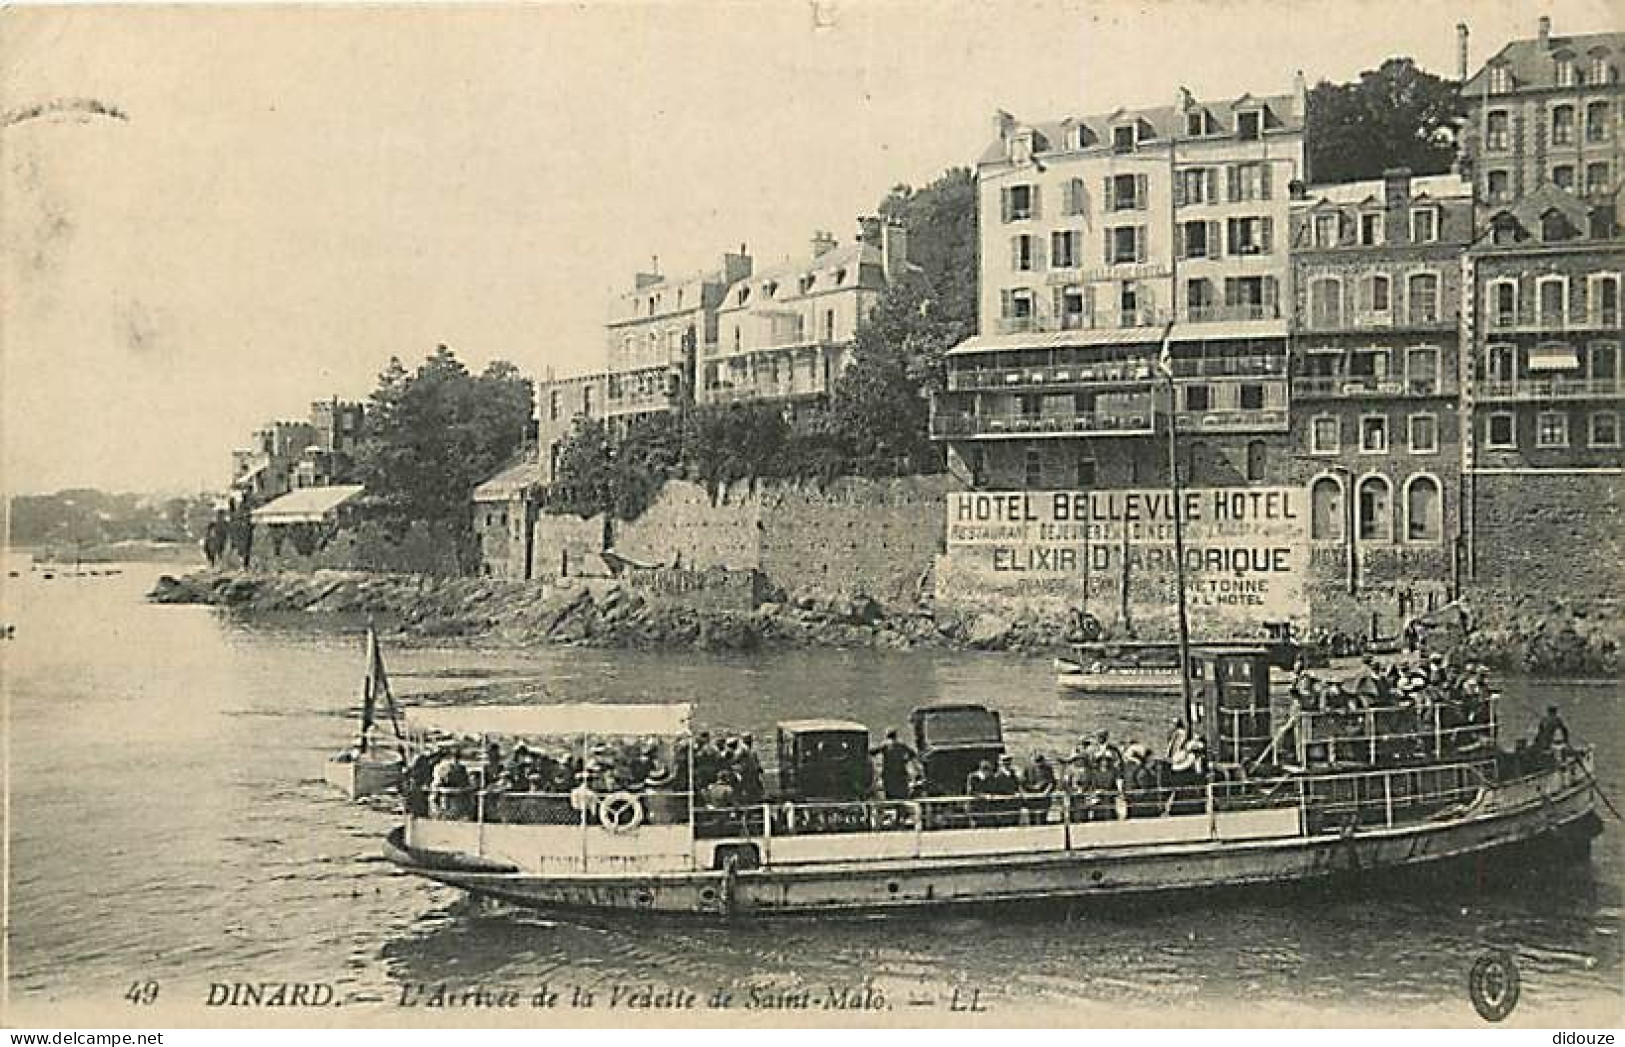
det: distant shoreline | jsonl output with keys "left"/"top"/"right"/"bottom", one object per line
{"left": 9, "top": 539, "right": 204, "bottom": 566}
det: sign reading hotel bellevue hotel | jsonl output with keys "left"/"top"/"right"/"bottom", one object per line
{"left": 940, "top": 487, "right": 1309, "bottom": 629}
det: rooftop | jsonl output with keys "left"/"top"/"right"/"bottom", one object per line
{"left": 1465, "top": 29, "right": 1624, "bottom": 95}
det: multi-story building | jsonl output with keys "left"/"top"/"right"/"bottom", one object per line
{"left": 230, "top": 420, "right": 316, "bottom": 502}
{"left": 704, "top": 219, "right": 909, "bottom": 414}
{"left": 294, "top": 397, "right": 368, "bottom": 489}
{"left": 534, "top": 371, "right": 610, "bottom": 485}
{"left": 1288, "top": 170, "right": 1474, "bottom": 602}
{"left": 604, "top": 252, "right": 752, "bottom": 427}
{"left": 936, "top": 80, "right": 1308, "bottom": 490}
{"left": 1457, "top": 17, "right": 1624, "bottom": 596}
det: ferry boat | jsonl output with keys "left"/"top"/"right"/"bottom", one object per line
{"left": 382, "top": 648, "right": 1604, "bottom": 918}
{"left": 1054, "top": 629, "right": 1315, "bottom": 697}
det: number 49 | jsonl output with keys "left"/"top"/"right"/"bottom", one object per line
{"left": 125, "top": 981, "right": 160, "bottom": 1005}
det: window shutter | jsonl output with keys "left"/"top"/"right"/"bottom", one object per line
{"left": 1033, "top": 236, "right": 1046, "bottom": 271}
{"left": 1208, "top": 220, "right": 1222, "bottom": 257}
{"left": 1001, "top": 187, "right": 1012, "bottom": 223}
{"left": 1085, "top": 285, "right": 1096, "bottom": 317}
{"left": 1206, "top": 168, "right": 1219, "bottom": 203}
{"left": 1263, "top": 276, "right": 1279, "bottom": 312}
{"left": 1260, "top": 163, "right": 1273, "bottom": 199}
{"left": 1135, "top": 174, "right": 1149, "bottom": 209}
{"left": 1172, "top": 174, "right": 1186, "bottom": 208}
{"left": 1103, "top": 228, "right": 1113, "bottom": 264}
{"left": 1052, "top": 286, "right": 1065, "bottom": 317}
{"left": 1226, "top": 218, "right": 1239, "bottom": 256}
{"left": 1001, "top": 289, "right": 1013, "bottom": 318}
{"left": 1031, "top": 185, "right": 1042, "bottom": 220}
{"left": 1224, "top": 278, "right": 1239, "bottom": 308}
{"left": 1228, "top": 165, "right": 1241, "bottom": 202}
{"left": 1261, "top": 216, "right": 1274, "bottom": 254}
{"left": 1103, "top": 177, "right": 1115, "bottom": 212}
{"left": 1010, "top": 236, "right": 1021, "bottom": 270}
{"left": 1357, "top": 276, "right": 1370, "bottom": 312}
{"left": 1173, "top": 222, "right": 1185, "bottom": 259}
{"left": 1135, "top": 225, "right": 1148, "bottom": 263}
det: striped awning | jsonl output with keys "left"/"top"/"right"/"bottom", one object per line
{"left": 1528, "top": 344, "right": 1579, "bottom": 371}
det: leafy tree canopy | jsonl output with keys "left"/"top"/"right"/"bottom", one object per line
{"left": 1307, "top": 57, "right": 1464, "bottom": 184}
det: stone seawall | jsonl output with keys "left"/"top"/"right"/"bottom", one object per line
{"left": 148, "top": 568, "right": 1619, "bottom": 676}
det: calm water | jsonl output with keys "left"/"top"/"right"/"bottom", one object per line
{"left": 4, "top": 560, "right": 1621, "bottom": 1025}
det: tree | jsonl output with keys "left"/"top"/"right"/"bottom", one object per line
{"left": 353, "top": 344, "right": 534, "bottom": 568}
{"left": 1307, "top": 58, "right": 1464, "bottom": 184}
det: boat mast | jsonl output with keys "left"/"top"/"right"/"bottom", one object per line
{"left": 1160, "top": 322, "right": 1197, "bottom": 730}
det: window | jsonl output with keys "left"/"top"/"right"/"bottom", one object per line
{"left": 1180, "top": 220, "right": 1211, "bottom": 258}
{"left": 1407, "top": 273, "right": 1439, "bottom": 324}
{"left": 1592, "top": 277, "right": 1620, "bottom": 325}
{"left": 824, "top": 309, "right": 835, "bottom": 342}
{"left": 1310, "top": 277, "right": 1342, "bottom": 328}
{"left": 1406, "top": 345, "right": 1439, "bottom": 389}
{"left": 1360, "top": 414, "right": 1389, "bottom": 453}
{"left": 1076, "top": 455, "right": 1097, "bottom": 488}
{"left": 582, "top": 384, "right": 597, "bottom": 416}
{"left": 1359, "top": 212, "right": 1383, "bottom": 246}
{"left": 1486, "top": 110, "right": 1509, "bottom": 150}
{"left": 1313, "top": 213, "right": 1338, "bottom": 247}
{"left": 1003, "top": 184, "right": 1034, "bottom": 222}
{"left": 1024, "top": 447, "right": 1043, "bottom": 487}
{"left": 1064, "top": 178, "right": 1088, "bottom": 216}
{"left": 1057, "top": 286, "right": 1086, "bottom": 329}
{"left": 1587, "top": 101, "right": 1610, "bottom": 142}
{"left": 1553, "top": 165, "right": 1576, "bottom": 191}
{"left": 1227, "top": 216, "right": 1271, "bottom": 255}
{"left": 1310, "top": 476, "right": 1343, "bottom": 540}
{"left": 1552, "top": 105, "right": 1576, "bottom": 146}
{"left": 1489, "top": 67, "right": 1510, "bottom": 94}
{"left": 1108, "top": 226, "right": 1143, "bottom": 264}
{"left": 1487, "top": 170, "right": 1511, "bottom": 203}
{"left": 1586, "top": 162, "right": 1610, "bottom": 197}
{"left": 548, "top": 389, "right": 561, "bottom": 421}
{"left": 1186, "top": 111, "right": 1209, "bottom": 137}
{"left": 1012, "top": 234, "right": 1039, "bottom": 272}
{"left": 1537, "top": 277, "right": 1567, "bottom": 325}
{"left": 1120, "top": 281, "right": 1139, "bottom": 318}
{"left": 1231, "top": 162, "right": 1270, "bottom": 201}
{"left": 1366, "top": 274, "right": 1391, "bottom": 313}
{"left": 1001, "top": 288, "right": 1035, "bottom": 320}
{"left": 1490, "top": 280, "right": 1518, "bottom": 326}
{"left": 1183, "top": 384, "right": 1211, "bottom": 412}
{"left": 1310, "top": 415, "right": 1340, "bottom": 455}
{"left": 1537, "top": 412, "right": 1570, "bottom": 448}
{"left": 1112, "top": 124, "right": 1138, "bottom": 154}
{"left": 1186, "top": 278, "right": 1215, "bottom": 317}
{"left": 1405, "top": 476, "right": 1441, "bottom": 542}
{"left": 1246, "top": 440, "right": 1267, "bottom": 482}
{"left": 1590, "top": 55, "right": 1611, "bottom": 86}
{"left": 1556, "top": 59, "right": 1576, "bottom": 87}
{"left": 1239, "top": 384, "right": 1264, "bottom": 410}
{"left": 1408, "top": 414, "right": 1438, "bottom": 454}
{"left": 1052, "top": 230, "right": 1080, "bottom": 269}
{"left": 1357, "top": 475, "right": 1391, "bottom": 541}
{"left": 1588, "top": 341, "right": 1619, "bottom": 385}
{"left": 1236, "top": 110, "right": 1261, "bottom": 141}
{"left": 1177, "top": 167, "right": 1214, "bottom": 205}
{"left": 1185, "top": 441, "right": 1206, "bottom": 484}
{"left": 1410, "top": 208, "right": 1437, "bottom": 243}
{"left": 1486, "top": 413, "right": 1515, "bottom": 449}
{"left": 1107, "top": 173, "right": 1146, "bottom": 211}
{"left": 1590, "top": 411, "right": 1620, "bottom": 447}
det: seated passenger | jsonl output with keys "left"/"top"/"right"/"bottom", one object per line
{"left": 1533, "top": 705, "right": 1570, "bottom": 758}
{"left": 702, "top": 770, "right": 737, "bottom": 809}
{"left": 966, "top": 759, "right": 997, "bottom": 797}
{"left": 1021, "top": 754, "right": 1057, "bottom": 794}
{"left": 990, "top": 755, "right": 1021, "bottom": 796}
{"left": 433, "top": 751, "right": 472, "bottom": 819}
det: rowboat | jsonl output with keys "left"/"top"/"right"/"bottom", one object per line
{"left": 324, "top": 627, "right": 405, "bottom": 799}
{"left": 381, "top": 649, "right": 1603, "bottom": 918}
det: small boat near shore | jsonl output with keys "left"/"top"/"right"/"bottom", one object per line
{"left": 381, "top": 647, "right": 1604, "bottom": 919}
{"left": 324, "top": 627, "right": 405, "bottom": 800}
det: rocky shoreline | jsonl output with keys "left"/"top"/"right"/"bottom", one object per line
{"left": 148, "top": 569, "right": 1621, "bottom": 678}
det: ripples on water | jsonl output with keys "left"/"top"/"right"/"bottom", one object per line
{"left": 4, "top": 561, "right": 1621, "bottom": 1023}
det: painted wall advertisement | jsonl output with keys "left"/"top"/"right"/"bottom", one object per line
{"left": 937, "top": 487, "right": 1309, "bottom": 629}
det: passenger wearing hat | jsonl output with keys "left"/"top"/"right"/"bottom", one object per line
{"left": 870, "top": 729, "right": 918, "bottom": 801}
{"left": 734, "top": 733, "right": 764, "bottom": 804}
{"left": 965, "top": 759, "right": 998, "bottom": 797}
{"left": 990, "top": 754, "right": 1021, "bottom": 796}
{"left": 1021, "top": 753, "right": 1056, "bottom": 795}
{"left": 1533, "top": 705, "right": 1570, "bottom": 757}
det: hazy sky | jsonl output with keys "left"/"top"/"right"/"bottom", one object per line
{"left": 1, "top": 0, "right": 1615, "bottom": 494}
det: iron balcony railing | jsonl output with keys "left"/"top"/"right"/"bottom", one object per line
{"left": 1486, "top": 309, "right": 1622, "bottom": 332}
{"left": 1292, "top": 376, "right": 1452, "bottom": 398}
{"left": 994, "top": 308, "right": 1175, "bottom": 336}
{"left": 1183, "top": 303, "right": 1281, "bottom": 323}
{"left": 945, "top": 355, "right": 1285, "bottom": 392}
{"left": 930, "top": 409, "right": 1158, "bottom": 438}
{"left": 1475, "top": 375, "right": 1622, "bottom": 401}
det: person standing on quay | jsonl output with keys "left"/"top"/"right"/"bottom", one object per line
{"left": 871, "top": 729, "right": 918, "bottom": 801}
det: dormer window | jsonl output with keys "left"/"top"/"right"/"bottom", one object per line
{"left": 737, "top": 287, "right": 751, "bottom": 306}
{"left": 799, "top": 274, "right": 815, "bottom": 295}
{"left": 1557, "top": 59, "right": 1576, "bottom": 87}
{"left": 764, "top": 280, "right": 778, "bottom": 298}
{"left": 1112, "top": 124, "right": 1138, "bottom": 154}
{"left": 1489, "top": 65, "right": 1510, "bottom": 93}
{"left": 1011, "top": 132, "right": 1033, "bottom": 164}
{"left": 1236, "top": 110, "right": 1261, "bottom": 141}
{"left": 834, "top": 268, "right": 849, "bottom": 285}
{"left": 1185, "top": 110, "right": 1212, "bottom": 137}
{"left": 1590, "top": 55, "right": 1611, "bottom": 84}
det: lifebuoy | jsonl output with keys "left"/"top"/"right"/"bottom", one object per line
{"left": 599, "top": 791, "right": 645, "bottom": 833}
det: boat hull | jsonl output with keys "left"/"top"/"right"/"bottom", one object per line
{"left": 384, "top": 763, "right": 1601, "bottom": 920}
{"left": 325, "top": 754, "right": 401, "bottom": 800}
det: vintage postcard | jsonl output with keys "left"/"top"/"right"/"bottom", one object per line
{"left": 2, "top": 0, "right": 1621, "bottom": 1031}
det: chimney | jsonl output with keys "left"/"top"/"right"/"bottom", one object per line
{"left": 1383, "top": 167, "right": 1413, "bottom": 213}
{"left": 1290, "top": 70, "right": 1306, "bottom": 119}
{"left": 722, "top": 246, "right": 752, "bottom": 285}
{"left": 810, "top": 230, "right": 838, "bottom": 258}
{"left": 857, "top": 215, "right": 883, "bottom": 246}
{"left": 881, "top": 219, "right": 910, "bottom": 284}
{"left": 1175, "top": 86, "right": 1195, "bottom": 113}
{"left": 992, "top": 109, "right": 1015, "bottom": 141}
{"left": 1538, "top": 15, "right": 1551, "bottom": 49}
{"left": 1456, "top": 23, "right": 1469, "bottom": 82}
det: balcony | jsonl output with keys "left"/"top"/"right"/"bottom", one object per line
{"left": 930, "top": 408, "right": 1158, "bottom": 439}
{"left": 1166, "top": 354, "right": 1287, "bottom": 379}
{"left": 1184, "top": 303, "right": 1281, "bottom": 324}
{"left": 1293, "top": 375, "right": 1451, "bottom": 399}
{"left": 993, "top": 308, "right": 1174, "bottom": 336}
{"left": 1174, "top": 408, "right": 1290, "bottom": 433}
{"left": 1475, "top": 376, "right": 1622, "bottom": 401}
{"left": 945, "top": 360, "right": 1158, "bottom": 392}
{"left": 1486, "top": 309, "right": 1622, "bottom": 333}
